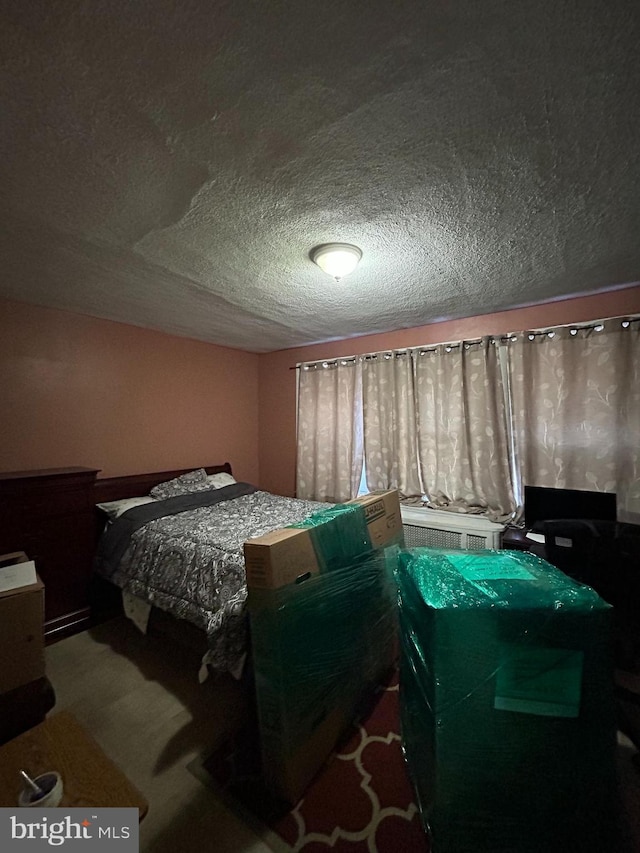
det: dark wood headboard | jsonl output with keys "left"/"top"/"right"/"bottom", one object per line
{"left": 94, "top": 462, "right": 233, "bottom": 503}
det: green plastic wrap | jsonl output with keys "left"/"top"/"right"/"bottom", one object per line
{"left": 290, "top": 503, "right": 372, "bottom": 572}
{"left": 397, "top": 547, "right": 620, "bottom": 853}
{"left": 249, "top": 502, "right": 401, "bottom": 803}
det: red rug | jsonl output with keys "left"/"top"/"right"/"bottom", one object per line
{"left": 196, "top": 674, "right": 429, "bottom": 852}
{"left": 273, "top": 679, "right": 428, "bottom": 852}
{"left": 193, "top": 675, "right": 640, "bottom": 852}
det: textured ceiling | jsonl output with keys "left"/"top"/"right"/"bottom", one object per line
{"left": 1, "top": 0, "right": 639, "bottom": 353}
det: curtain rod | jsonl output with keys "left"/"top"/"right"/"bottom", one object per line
{"left": 288, "top": 314, "right": 640, "bottom": 370}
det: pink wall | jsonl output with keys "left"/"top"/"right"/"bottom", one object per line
{"left": 258, "top": 285, "right": 640, "bottom": 497}
{"left": 0, "top": 300, "right": 259, "bottom": 481}
{"left": 3, "top": 285, "right": 640, "bottom": 490}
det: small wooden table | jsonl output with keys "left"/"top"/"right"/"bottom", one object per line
{"left": 0, "top": 711, "right": 148, "bottom": 818}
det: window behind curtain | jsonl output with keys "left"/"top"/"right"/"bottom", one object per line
{"left": 296, "top": 317, "right": 639, "bottom": 520}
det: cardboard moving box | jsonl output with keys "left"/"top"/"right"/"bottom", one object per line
{"left": 0, "top": 552, "right": 45, "bottom": 695}
{"left": 244, "top": 491, "right": 403, "bottom": 804}
{"left": 244, "top": 489, "right": 401, "bottom": 590}
{"left": 250, "top": 544, "right": 401, "bottom": 804}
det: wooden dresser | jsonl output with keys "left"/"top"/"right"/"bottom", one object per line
{"left": 0, "top": 467, "right": 100, "bottom": 641}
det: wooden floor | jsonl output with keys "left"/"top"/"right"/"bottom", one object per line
{"left": 45, "top": 617, "right": 274, "bottom": 853}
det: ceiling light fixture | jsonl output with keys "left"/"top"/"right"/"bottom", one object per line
{"left": 310, "top": 243, "right": 362, "bottom": 280}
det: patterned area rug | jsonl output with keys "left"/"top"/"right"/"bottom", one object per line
{"left": 189, "top": 674, "right": 429, "bottom": 852}
{"left": 189, "top": 675, "right": 640, "bottom": 852}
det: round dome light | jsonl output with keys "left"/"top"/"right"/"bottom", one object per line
{"left": 310, "top": 243, "right": 362, "bottom": 280}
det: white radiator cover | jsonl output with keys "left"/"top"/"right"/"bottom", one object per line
{"left": 401, "top": 505, "right": 505, "bottom": 551}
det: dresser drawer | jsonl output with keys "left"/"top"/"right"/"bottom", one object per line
{"left": 0, "top": 484, "right": 94, "bottom": 522}
{"left": 1, "top": 510, "right": 96, "bottom": 552}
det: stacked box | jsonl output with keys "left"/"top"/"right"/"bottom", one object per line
{"left": 397, "top": 547, "right": 620, "bottom": 853}
{"left": 244, "top": 491, "right": 403, "bottom": 804}
{"left": 0, "top": 552, "right": 45, "bottom": 695}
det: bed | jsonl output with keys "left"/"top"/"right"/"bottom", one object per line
{"left": 93, "top": 464, "right": 326, "bottom": 676}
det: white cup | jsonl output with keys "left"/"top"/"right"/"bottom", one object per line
{"left": 18, "top": 772, "right": 64, "bottom": 808}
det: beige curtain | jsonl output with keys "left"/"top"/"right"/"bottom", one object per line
{"left": 414, "top": 339, "right": 516, "bottom": 521}
{"left": 508, "top": 321, "right": 640, "bottom": 520}
{"left": 296, "top": 360, "right": 363, "bottom": 502}
{"left": 362, "top": 353, "right": 422, "bottom": 499}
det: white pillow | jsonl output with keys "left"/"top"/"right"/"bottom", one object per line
{"left": 96, "top": 496, "right": 157, "bottom": 520}
{"left": 206, "top": 472, "right": 237, "bottom": 489}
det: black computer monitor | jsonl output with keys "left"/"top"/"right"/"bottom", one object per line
{"left": 524, "top": 485, "right": 617, "bottom": 529}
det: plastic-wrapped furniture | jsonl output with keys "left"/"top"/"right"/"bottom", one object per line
{"left": 397, "top": 547, "right": 620, "bottom": 853}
